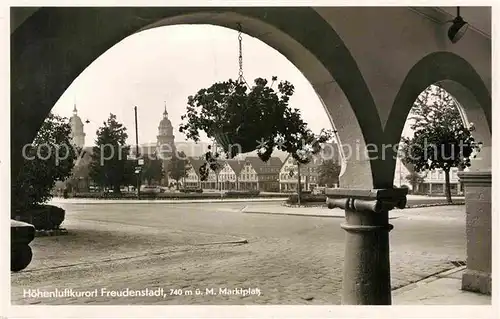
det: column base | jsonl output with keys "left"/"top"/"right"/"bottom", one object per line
{"left": 462, "top": 269, "right": 491, "bottom": 295}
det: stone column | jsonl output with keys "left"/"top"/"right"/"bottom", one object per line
{"left": 458, "top": 171, "right": 491, "bottom": 295}
{"left": 326, "top": 188, "right": 407, "bottom": 305}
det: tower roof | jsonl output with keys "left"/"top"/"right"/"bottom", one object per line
{"left": 159, "top": 101, "right": 172, "bottom": 128}
{"left": 70, "top": 103, "right": 84, "bottom": 128}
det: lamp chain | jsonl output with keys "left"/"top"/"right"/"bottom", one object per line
{"left": 237, "top": 23, "right": 244, "bottom": 83}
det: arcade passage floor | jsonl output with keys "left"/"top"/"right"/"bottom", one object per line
{"left": 11, "top": 202, "right": 466, "bottom": 305}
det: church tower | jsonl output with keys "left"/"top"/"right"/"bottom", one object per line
{"left": 157, "top": 102, "right": 176, "bottom": 157}
{"left": 70, "top": 104, "right": 85, "bottom": 148}
{"left": 157, "top": 102, "right": 176, "bottom": 186}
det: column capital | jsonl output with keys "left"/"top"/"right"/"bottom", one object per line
{"left": 325, "top": 188, "right": 407, "bottom": 212}
{"left": 458, "top": 170, "right": 492, "bottom": 186}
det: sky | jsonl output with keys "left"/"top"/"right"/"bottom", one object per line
{"left": 51, "top": 24, "right": 335, "bottom": 147}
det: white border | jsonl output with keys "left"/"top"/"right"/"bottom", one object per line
{"left": 1, "top": 1, "right": 498, "bottom": 318}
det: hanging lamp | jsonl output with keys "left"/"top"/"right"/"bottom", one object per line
{"left": 448, "top": 7, "right": 469, "bottom": 43}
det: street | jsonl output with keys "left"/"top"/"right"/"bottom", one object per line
{"left": 11, "top": 201, "right": 466, "bottom": 305}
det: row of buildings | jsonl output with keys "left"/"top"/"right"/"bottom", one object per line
{"left": 181, "top": 153, "right": 329, "bottom": 192}
{"left": 65, "top": 102, "right": 462, "bottom": 195}
{"left": 66, "top": 103, "right": 334, "bottom": 193}
{"left": 180, "top": 152, "right": 463, "bottom": 195}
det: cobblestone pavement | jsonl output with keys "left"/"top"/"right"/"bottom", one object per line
{"left": 11, "top": 203, "right": 466, "bottom": 305}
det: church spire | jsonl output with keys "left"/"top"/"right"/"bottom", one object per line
{"left": 73, "top": 96, "right": 78, "bottom": 114}
{"left": 163, "top": 101, "right": 168, "bottom": 118}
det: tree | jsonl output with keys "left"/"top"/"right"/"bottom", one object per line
{"left": 12, "top": 113, "right": 78, "bottom": 211}
{"left": 141, "top": 154, "right": 164, "bottom": 185}
{"left": 64, "top": 147, "right": 95, "bottom": 193}
{"left": 179, "top": 76, "right": 333, "bottom": 191}
{"left": 400, "top": 85, "right": 481, "bottom": 203}
{"left": 318, "top": 159, "right": 342, "bottom": 187}
{"left": 123, "top": 159, "right": 137, "bottom": 189}
{"left": 89, "top": 114, "right": 130, "bottom": 193}
{"left": 405, "top": 171, "right": 425, "bottom": 194}
{"left": 286, "top": 161, "right": 304, "bottom": 203}
{"left": 167, "top": 150, "right": 189, "bottom": 189}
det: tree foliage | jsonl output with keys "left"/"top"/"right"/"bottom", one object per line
{"left": 89, "top": 114, "right": 131, "bottom": 192}
{"left": 405, "top": 171, "right": 425, "bottom": 193}
{"left": 400, "top": 85, "right": 481, "bottom": 202}
{"left": 12, "top": 113, "right": 77, "bottom": 211}
{"left": 179, "top": 77, "right": 333, "bottom": 181}
{"left": 318, "top": 159, "right": 342, "bottom": 187}
{"left": 141, "top": 153, "right": 164, "bottom": 185}
{"left": 123, "top": 159, "right": 137, "bottom": 187}
{"left": 198, "top": 145, "right": 224, "bottom": 182}
{"left": 167, "top": 150, "right": 190, "bottom": 187}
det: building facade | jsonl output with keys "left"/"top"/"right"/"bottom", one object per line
{"left": 242, "top": 157, "right": 282, "bottom": 192}
{"left": 183, "top": 158, "right": 203, "bottom": 188}
{"left": 279, "top": 154, "right": 322, "bottom": 192}
{"left": 419, "top": 168, "right": 462, "bottom": 195}
{"left": 218, "top": 160, "right": 242, "bottom": 190}
{"left": 238, "top": 160, "right": 259, "bottom": 191}
{"left": 393, "top": 156, "right": 463, "bottom": 195}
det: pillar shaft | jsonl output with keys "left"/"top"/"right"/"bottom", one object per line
{"left": 341, "top": 208, "right": 393, "bottom": 305}
{"left": 326, "top": 188, "right": 407, "bottom": 305}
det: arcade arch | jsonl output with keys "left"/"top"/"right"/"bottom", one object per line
{"left": 12, "top": 8, "right": 377, "bottom": 188}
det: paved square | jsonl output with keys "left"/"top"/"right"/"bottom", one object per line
{"left": 11, "top": 202, "right": 466, "bottom": 305}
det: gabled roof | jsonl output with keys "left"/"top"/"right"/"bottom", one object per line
{"left": 281, "top": 153, "right": 319, "bottom": 165}
{"left": 187, "top": 156, "right": 228, "bottom": 176}
{"left": 187, "top": 157, "right": 206, "bottom": 176}
{"left": 226, "top": 159, "right": 245, "bottom": 175}
{"left": 245, "top": 156, "right": 282, "bottom": 175}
